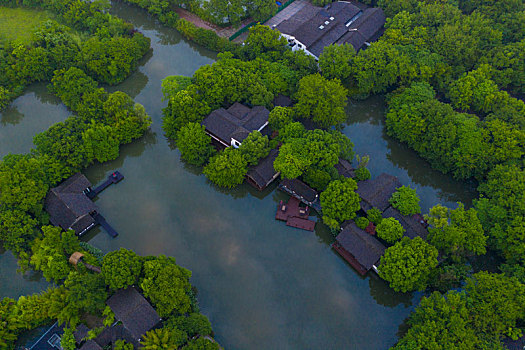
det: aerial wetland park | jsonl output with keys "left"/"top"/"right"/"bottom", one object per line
{"left": 0, "top": 0, "right": 524, "bottom": 349}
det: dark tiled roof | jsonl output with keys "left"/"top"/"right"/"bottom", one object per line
{"left": 28, "top": 322, "right": 64, "bottom": 350}
{"left": 382, "top": 207, "right": 428, "bottom": 240}
{"left": 503, "top": 335, "right": 525, "bottom": 350}
{"left": 273, "top": 94, "right": 293, "bottom": 107}
{"left": 356, "top": 173, "right": 401, "bottom": 212}
{"left": 202, "top": 104, "right": 269, "bottom": 145}
{"left": 94, "top": 324, "right": 140, "bottom": 349}
{"left": 276, "top": 1, "right": 385, "bottom": 56}
{"left": 106, "top": 287, "right": 161, "bottom": 341}
{"left": 54, "top": 172, "right": 92, "bottom": 193}
{"left": 247, "top": 149, "right": 280, "bottom": 190}
{"left": 79, "top": 340, "right": 103, "bottom": 350}
{"left": 336, "top": 222, "right": 386, "bottom": 270}
{"left": 44, "top": 173, "right": 97, "bottom": 234}
{"left": 335, "top": 159, "right": 355, "bottom": 178}
{"left": 74, "top": 324, "right": 90, "bottom": 343}
{"left": 279, "top": 178, "right": 318, "bottom": 203}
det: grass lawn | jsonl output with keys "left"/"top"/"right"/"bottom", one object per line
{"left": 0, "top": 7, "right": 54, "bottom": 44}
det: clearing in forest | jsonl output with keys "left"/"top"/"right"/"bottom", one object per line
{"left": 0, "top": 7, "right": 54, "bottom": 44}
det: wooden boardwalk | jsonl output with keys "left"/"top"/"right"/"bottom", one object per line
{"left": 276, "top": 196, "right": 316, "bottom": 231}
{"left": 93, "top": 213, "right": 119, "bottom": 238}
{"left": 86, "top": 171, "right": 124, "bottom": 199}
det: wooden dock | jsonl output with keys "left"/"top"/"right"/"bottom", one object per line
{"left": 86, "top": 171, "right": 124, "bottom": 199}
{"left": 276, "top": 196, "right": 316, "bottom": 231}
{"left": 93, "top": 213, "right": 119, "bottom": 238}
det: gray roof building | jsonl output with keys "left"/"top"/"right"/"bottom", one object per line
{"left": 382, "top": 206, "right": 429, "bottom": 240}
{"left": 202, "top": 103, "right": 269, "bottom": 148}
{"left": 106, "top": 287, "right": 161, "bottom": 341}
{"left": 44, "top": 173, "right": 97, "bottom": 235}
{"left": 247, "top": 149, "right": 280, "bottom": 190}
{"left": 275, "top": 1, "right": 385, "bottom": 58}
{"left": 356, "top": 173, "right": 402, "bottom": 212}
{"left": 333, "top": 221, "right": 386, "bottom": 275}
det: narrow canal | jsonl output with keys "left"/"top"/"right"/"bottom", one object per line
{"left": 0, "top": 3, "right": 478, "bottom": 349}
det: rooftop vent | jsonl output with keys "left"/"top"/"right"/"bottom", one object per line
{"left": 330, "top": 16, "right": 334, "bottom": 20}
{"left": 319, "top": 25, "right": 325, "bottom": 29}
{"left": 324, "top": 21, "right": 330, "bottom": 25}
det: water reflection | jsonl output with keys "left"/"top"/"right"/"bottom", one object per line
{"left": 344, "top": 96, "right": 478, "bottom": 211}
{"left": 0, "top": 83, "right": 69, "bottom": 158}
{"left": 0, "top": 249, "right": 49, "bottom": 299}
{"left": 369, "top": 274, "right": 414, "bottom": 308}
{"left": 0, "top": 105, "right": 24, "bottom": 125}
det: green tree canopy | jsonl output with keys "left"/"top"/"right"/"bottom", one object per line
{"left": 63, "top": 271, "right": 108, "bottom": 323}
{"left": 268, "top": 106, "right": 293, "bottom": 131}
{"left": 294, "top": 73, "right": 348, "bottom": 128}
{"left": 140, "top": 327, "right": 188, "bottom": 349}
{"left": 318, "top": 43, "right": 356, "bottom": 81}
{"left": 238, "top": 131, "right": 271, "bottom": 165}
{"left": 376, "top": 217, "right": 405, "bottom": 244}
{"left": 379, "top": 237, "right": 438, "bottom": 292}
{"left": 203, "top": 148, "right": 248, "bottom": 188}
{"left": 161, "top": 75, "right": 192, "bottom": 101}
{"left": 320, "top": 178, "right": 360, "bottom": 229}
{"left": 140, "top": 255, "right": 192, "bottom": 317}
{"left": 102, "top": 248, "right": 143, "bottom": 290}
{"left": 426, "top": 203, "right": 487, "bottom": 257}
{"left": 389, "top": 186, "right": 421, "bottom": 216}
{"left": 176, "top": 123, "right": 215, "bottom": 166}
{"left": 30, "top": 226, "right": 82, "bottom": 282}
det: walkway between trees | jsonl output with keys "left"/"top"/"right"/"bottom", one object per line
{"left": 175, "top": 7, "right": 253, "bottom": 38}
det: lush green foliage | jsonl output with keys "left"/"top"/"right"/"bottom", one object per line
{"left": 426, "top": 203, "right": 486, "bottom": 258}
{"left": 238, "top": 131, "right": 271, "bottom": 165}
{"left": 379, "top": 237, "right": 438, "bottom": 292}
{"left": 176, "top": 123, "right": 216, "bottom": 166}
{"left": 320, "top": 178, "right": 360, "bottom": 229}
{"left": 141, "top": 327, "right": 188, "bottom": 349}
{"left": 102, "top": 248, "right": 143, "bottom": 290}
{"left": 318, "top": 43, "right": 356, "bottom": 81}
{"left": 376, "top": 217, "right": 405, "bottom": 244}
{"left": 294, "top": 73, "right": 348, "bottom": 128}
{"left": 355, "top": 217, "right": 370, "bottom": 230}
{"left": 367, "top": 207, "right": 383, "bottom": 225}
{"left": 203, "top": 148, "right": 248, "bottom": 188}
{"left": 389, "top": 185, "right": 421, "bottom": 216}
{"left": 167, "top": 313, "right": 213, "bottom": 338}
{"left": 141, "top": 255, "right": 193, "bottom": 317}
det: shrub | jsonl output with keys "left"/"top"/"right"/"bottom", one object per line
{"left": 390, "top": 185, "right": 421, "bottom": 216}
{"left": 355, "top": 217, "right": 370, "bottom": 229}
{"left": 376, "top": 217, "right": 405, "bottom": 244}
{"left": 367, "top": 207, "right": 383, "bottom": 225}
{"left": 354, "top": 167, "right": 371, "bottom": 181}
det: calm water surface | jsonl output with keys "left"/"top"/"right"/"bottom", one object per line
{"left": 0, "top": 3, "right": 478, "bottom": 349}
{"left": 0, "top": 83, "right": 69, "bottom": 158}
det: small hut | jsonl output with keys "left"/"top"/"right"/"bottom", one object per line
{"left": 106, "top": 287, "right": 161, "bottom": 341}
{"left": 44, "top": 173, "right": 97, "bottom": 235}
{"left": 79, "top": 340, "right": 103, "bottom": 350}
{"left": 382, "top": 207, "right": 428, "bottom": 240}
{"left": 356, "top": 173, "right": 401, "bottom": 212}
{"left": 332, "top": 222, "right": 386, "bottom": 275}
{"left": 246, "top": 149, "right": 280, "bottom": 190}
{"left": 69, "top": 252, "right": 101, "bottom": 274}
{"left": 279, "top": 178, "right": 319, "bottom": 207}
{"left": 335, "top": 158, "right": 355, "bottom": 178}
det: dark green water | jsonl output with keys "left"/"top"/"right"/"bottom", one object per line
{"left": 0, "top": 3, "right": 478, "bottom": 349}
{"left": 0, "top": 82, "right": 69, "bottom": 158}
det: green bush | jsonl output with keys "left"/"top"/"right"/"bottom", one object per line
{"left": 354, "top": 167, "right": 371, "bottom": 181}
{"left": 355, "top": 217, "right": 370, "bottom": 229}
{"left": 376, "top": 217, "right": 405, "bottom": 244}
{"left": 367, "top": 207, "right": 383, "bottom": 225}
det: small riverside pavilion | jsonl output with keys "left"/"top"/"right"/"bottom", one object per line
{"left": 202, "top": 102, "right": 270, "bottom": 148}
{"left": 332, "top": 221, "right": 386, "bottom": 275}
{"left": 44, "top": 173, "right": 97, "bottom": 235}
{"left": 356, "top": 173, "right": 401, "bottom": 212}
{"left": 246, "top": 148, "right": 280, "bottom": 190}
{"left": 44, "top": 172, "right": 123, "bottom": 237}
